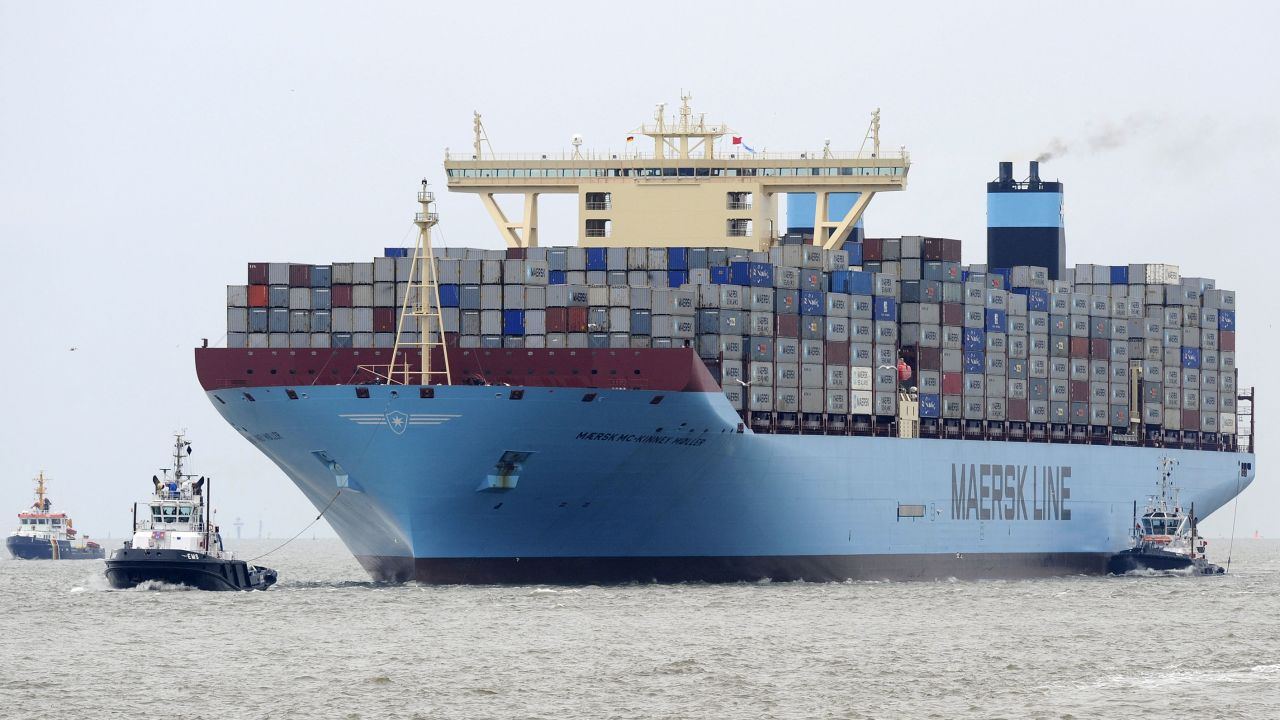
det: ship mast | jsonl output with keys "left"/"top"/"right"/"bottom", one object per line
{"left": 389, "top": 182, "right": 452, "bottom": 386}
{"left": 33, "top": 471, "right": 47, "bottom": 511}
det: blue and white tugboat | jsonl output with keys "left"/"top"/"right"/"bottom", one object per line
{"left": 6, "top": 473, "right": 105, "bottom": 560}
{"left": 104, "top": 434, "right": 277, "bottom": 591}
{"left": 1108, "top": 458, "right": 1224, "bottom": 576}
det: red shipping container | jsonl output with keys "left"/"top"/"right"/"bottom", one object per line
{"left": 942, "top": 238, "right": 962, "bottom": 262}
{"left": 776, "top": 314, "right": 800, "bottom": 338}
{"left": 917, "top": 346, "right": 941, "bottom": 370}
{"left": 824, "top": 340, "right": 850, "bottom": 365}
{"left": 942, "top": 372, "right": 963, "bottom": 395}
{"left": 330, "top": 284, "right": 353, "bottom": 307}
{"left": 1182, "top": 409, "right": 1200, "bottom": 429}
{"left": 1090, "top": 338, "right": 1110, "bottom": 358}
{"left": 1070, "top": 337, "right": 1089, "bottom": 358}
{"left": 505, "top": 248, "right": 528, "bottom": 260}
{"left": 922, "top": 237, "right": 943, "bottom": 261}
{"left": 373, "top": 307, "right": 396, "bottom": 332}
{"left": 247, "top": 285, "right": 269, "bottom": 307}
{"left": 1220, "top": 330, "right": 1235, "bottom": 352}
{"left": 247, "top": 263, "right": 269, "bottom": 285}
{"left": 545, "top": 307, "right": 567, "bottom": 333}
{"left": 863, "top": 237, "right": 884, "bottom": 262}
{"left": 1008, "top": 398, "right": 1029, "bottom": 422}
{"left": 567, "top": 307, "right": 588, "bottom": 332}
{"left": 1070, "top": 380, "right": 1089, "bottom": 402}
{"left": 941, "top": 303, "right": 963, "bottom": 326}
{"left": 289, "top": 264, "right": 313, "bottom": 287}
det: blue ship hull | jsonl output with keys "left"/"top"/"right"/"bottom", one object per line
{"left": 207, "top": 384, "right": 1255, "bottom": 583}
{"left": 6, "top": 534, "right": 105, "bottom": 560}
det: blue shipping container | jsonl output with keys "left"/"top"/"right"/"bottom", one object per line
{"left": 586, "top": 248, "right": 608, "bottom": 271}
{"left": 383, "top": 247, "right": 409, "bottom": 258}
{"left": 1110, "top": 265, "right": 1128, "bottom": 284}
{"left": 668, "top": 270, "right": 689, "bottom": 288}
{"left": 548, "top": 270, "right": 567, "bottom": 285}
{"left": 829, "top": 270, "right": 850, "bottom": 294}
{"left": 630, "top": 309, "right": 652, "bottom": 336}
{"left": 710, "top": 266, "right": 730, "bottom": 284}
{"left": 1026, "top": 287, "right": 1049, "bottom": 312}
{"left": 1181, "top": 347, "right": 1201, "bottom": 369}
{"left": 848, "top": 271, "right": 873, "bottom": 296}
{"left": 842, "top": 241, "right": 864, "bottom": 266}
{"left": 873, "top": 297, "right": 897, "bottom": 321}
{"left": 729, "top": 261, "right": 774, "bottom": 287}
{"left": 963, "top": 351, "right": 985, "bottom": 374}
{"left": 1218, "top": 309, "right": 1236, "bottom": 331}
{"left": 799, "top": 290, "right": 825, "bottom": 315}
{"left": 963, "top": 327, "right": 985, "bottom": 352}
{"left": 311, "top": 265, "right": 332, "bottom": 288}
{"left": 667, "top": 248, "right": 689, "bottom": 271}
{"left": 333, "top": 333, "right": 353, "bottom": 348}
{"left": 985, "top": 308, "right": 1007, "bottom": 332}
{"left": 919, "top": 393, "right": 941, "bottom": 419}
{"left": 438, "top": 284, "right": 460, "bottom": 307}
{"left": 312, "top": 287, "right": 331, "bottom": 310}
{"left": 503, "top": 309, "right": 525, "bottom": 336}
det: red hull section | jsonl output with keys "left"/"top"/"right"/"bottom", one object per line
{"left": 195, "top": 347, "right": 721, "bottom": 393}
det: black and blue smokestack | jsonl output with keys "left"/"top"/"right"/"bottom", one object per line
{"left": 986, "top": 161, "right": 1065, "bottom": 279}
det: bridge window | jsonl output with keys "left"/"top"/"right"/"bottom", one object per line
{"left": 585, "top": 219, "right": 612, "bottom": 238}
{"left": 727, "top": 219, "right": 753, "bottom": 237}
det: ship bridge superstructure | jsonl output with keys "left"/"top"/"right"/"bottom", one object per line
{"left": 444, "top": 95, "right": 910, "bottom": 251}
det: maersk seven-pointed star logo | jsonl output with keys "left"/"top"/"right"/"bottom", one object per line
{"left": 339, "top": 412, "right": 462, "bottom": 434}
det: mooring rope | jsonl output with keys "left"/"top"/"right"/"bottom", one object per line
{"left": 1225, "top": 469, "right": 1243, "bottom": 573}
{"left": 246, "top": 489, "right": 342, "bottom": 563}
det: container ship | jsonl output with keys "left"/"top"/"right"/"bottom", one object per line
{"left": 195, "top": 97, "right": 1256, "bottom": 583}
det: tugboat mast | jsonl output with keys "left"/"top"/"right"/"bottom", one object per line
{"left": 33, "top": 471, "right": 47, "bottom": 511}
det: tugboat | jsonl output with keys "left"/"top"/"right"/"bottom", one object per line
{"left": 6, "top": 473, "right": 105, "bottom": 560}
{"left": 1107, "top": 458, "right": 1225, "bottom": 576}
{"left": 104, "top": 434, "right": 277, "bottom": 591}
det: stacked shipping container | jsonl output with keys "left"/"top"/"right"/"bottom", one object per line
{"left": 225, "top": 239, "right": 1240, "bottom": 441}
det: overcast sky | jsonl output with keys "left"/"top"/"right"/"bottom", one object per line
{"left": 2, "top": 1, "right": 1277, "bottom": 547}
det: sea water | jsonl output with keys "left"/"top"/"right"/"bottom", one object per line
{"left": 1, "top": 539, "right": 1277, "bottom": 719}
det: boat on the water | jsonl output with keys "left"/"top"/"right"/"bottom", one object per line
{"left": 5, "top": 473, "right": 104, "bottom": 560}
{"left": 1107, "top": 458, "right": 1224, "bottom": 575}
{"left": 104, "top": 434, "right": 277, "bottom": 591}
{"left": 196, "top": 98, "right": 1258, "bottom": 584}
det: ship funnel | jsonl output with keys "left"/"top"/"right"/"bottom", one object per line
{"left": 986, "top": 160, "right": 1066, "bottom": 280}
